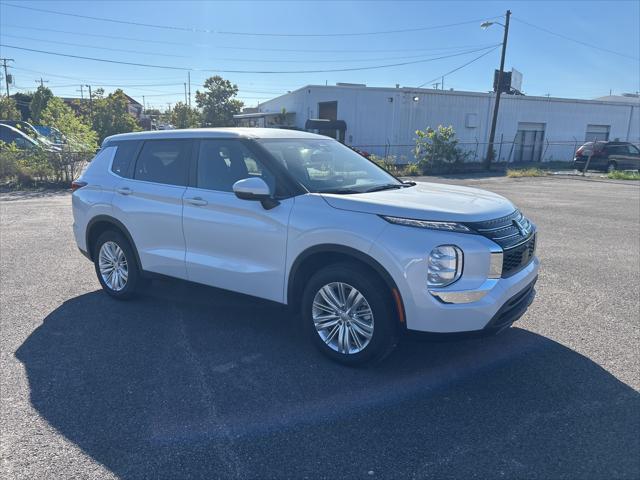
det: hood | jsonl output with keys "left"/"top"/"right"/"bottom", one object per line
{"left": 320, "top": 182, "right": 515, "bottom": 222}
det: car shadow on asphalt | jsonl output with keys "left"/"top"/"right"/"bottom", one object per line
{"left": 15, "top": 279, "right": 640, "bottom": 479}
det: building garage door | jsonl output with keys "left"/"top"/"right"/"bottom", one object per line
{"left": 514, "top": 122, "right": 545, "bottom": 162}
{"left": 585, "top": 124, "right": 610, "bottom": 142}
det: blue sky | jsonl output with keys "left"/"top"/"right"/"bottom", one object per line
{"left": 1, "top": 0, "right": 638, "bottom": 110}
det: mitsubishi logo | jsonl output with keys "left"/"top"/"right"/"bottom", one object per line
{"left": 514, "top": 218, "right": 529, "bottom": 236}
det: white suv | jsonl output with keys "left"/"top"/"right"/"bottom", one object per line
{"left": 72, "top": 128, "right": 539, "bottom": 364}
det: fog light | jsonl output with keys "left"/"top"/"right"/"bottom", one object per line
{"left": 428, "top": 245, "right": 463, "bottom": 287}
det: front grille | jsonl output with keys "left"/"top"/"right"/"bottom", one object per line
{"left": 463, "top": 210, "right": 536, "bottom": 277}
{"left": 502, "top": 234, "right": 536, "bottom": 277}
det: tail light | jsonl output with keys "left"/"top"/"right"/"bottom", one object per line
{"left": 71, "top": 180, "right": 87, "bottom": 192}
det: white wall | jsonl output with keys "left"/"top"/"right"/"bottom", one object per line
{"left": 258, "top": 86, "right": 640, "bottom": 163}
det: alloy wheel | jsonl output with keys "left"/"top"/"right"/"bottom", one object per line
{"left": 98, "top": 241, "right": 129, "bottom": 291}
{"left": 312, "top": 282, "right": 374, "bottom": 354}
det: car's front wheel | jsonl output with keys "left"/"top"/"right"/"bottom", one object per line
{"left": 94, "top": 230, "right": 141, "bottom": 299}
{"left": 301, "top": 263, "right": 399, "bottom": 365}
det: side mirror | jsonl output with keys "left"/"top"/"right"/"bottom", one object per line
{"left": 232, "top": 177, "right": 280, "bottom": 210}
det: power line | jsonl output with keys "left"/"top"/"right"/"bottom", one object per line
{"left": 7, "top": 66, "right": 297, "bottom": 92}
{"left": 3, "top": 3, "right": 501, "bottom": 37}
{"left": 1, "top": 33, "right": 498, "bottom": 64}
{"left": 417, "top": 46, "right": 500, "bottom": 88}
{"left": 512, "top": 17, "right": 639, "bottom": 61}
{"left": 0, "top": 43, "right": 501, "bottom": 74}
{"left": 9, "top": 66, "right": 186, "bottom": 84}
{"left": 1, "top": 34, "right": 188, "bottom": 58}
{"left": 1, "top": 24, "right": 503, "bottom": 55}
{"left": 219, "top": 18, "right": 504, "bottom": 38}
{"left": 1, "top": 24, "right": 505, "bottom": 54}
{"left": 2, "top": 24, "right": 190, "bottom": 46}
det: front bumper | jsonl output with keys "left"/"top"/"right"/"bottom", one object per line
{"left": 402, "top": 256, "right": 540, "bottom": 333}
{"left": 483, "top": 276, "right": 537, "bottom": 332}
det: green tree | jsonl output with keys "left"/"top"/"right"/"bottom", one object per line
{"left": 91, "top": 89, "right": 140, "bottom": 142}
{"left": 30, "top": 86, "right": 54, "bottom": 124}
{"left": 195, "top": 76, "right": 243, "bottom": 127}
{"left": 40, "top": 97, "right": 98, "bottom": 152}
{"left": 0, "top": 96, "right": 21, "bottom": 120}
{"left": 11, "top": 93, "right": 32, "bottom": 120}
{"left": 170, "top": 102, "right": 201, "bottom": 129}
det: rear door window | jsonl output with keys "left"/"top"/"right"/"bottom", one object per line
{"left": 134, "top": 140, "right": 191, "bottom": 186}
{"left": 110, "top": 140, "right": 141, "bottom": 178}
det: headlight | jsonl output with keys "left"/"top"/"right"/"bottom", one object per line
{"left": 428, "top": 245, "right": 463, "bottom": 287}
{"left": 381, "top": 215, "right": 471, "bottom": 233}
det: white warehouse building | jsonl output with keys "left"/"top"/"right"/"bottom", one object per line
{"left": 235, "top": 84, "right": 640, "bottom": 164}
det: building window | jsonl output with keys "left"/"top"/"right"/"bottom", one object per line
{"left": 585, "top": 125, "right": 610, "bottom": 142}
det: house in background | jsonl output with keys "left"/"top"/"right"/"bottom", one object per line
{"left": 123, "top": 94, "right": 143, "bottom": 120}
{"left": 243, "top": 84, "right": 640, "bottom": 163}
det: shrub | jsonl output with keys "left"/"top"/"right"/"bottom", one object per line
{"left": 414, "top": 125, "right": 470, "bottom": 173}
{"left": 369, "top": 154, "right": 404, "bottom": 175}
{"left": 506, "top": 168, "right": 548, "bottom": 178}
{"left": 402, "top": 164, "right": 421, "bottom": 176}
{"left": 1, "top": 142, "right": 92, "bottom": 186}
{"left": 607, "top": 170, "right": 640, "bottom": 180}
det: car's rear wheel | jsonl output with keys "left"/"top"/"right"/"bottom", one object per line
{"left": 301, "top": 263, "right": 399, "bottom": 365}
{"left": 94, "top": 230, "right": 141, "bottom": 299}
{"left": 607, "top": 161, "right": 617, "bottom": 173}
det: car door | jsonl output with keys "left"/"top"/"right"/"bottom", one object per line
{"left": 111, "top": 138, "right": 192, "bottom": 279}
{"left": 182, "top": 138, "right": 294, "bottom": 303}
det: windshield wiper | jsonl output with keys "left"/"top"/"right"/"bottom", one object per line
{"left": 318, "top": 188, "right": 362, "bottom": 194}
{"left": 363, "top": 183, "right": 410, "bottom": 193}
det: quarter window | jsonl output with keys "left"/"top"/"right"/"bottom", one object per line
{"left": 197, "top": 140, "right": 274, "bottom": 192}
{"left": 134, "top": 140, "right": 191, "bottom": 186}
{"left": 110, "top": 140, "right": 141, "bottom": 178}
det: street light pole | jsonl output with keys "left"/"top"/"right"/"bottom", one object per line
{"left": 484, "top": 9, "right": 511, "bottom": 170}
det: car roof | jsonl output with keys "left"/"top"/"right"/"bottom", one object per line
{"left": 0, "top": 123, "right": 31, "bottom": 137}
{"left": 103, "top": 127, "right": 329, "bottom": 145}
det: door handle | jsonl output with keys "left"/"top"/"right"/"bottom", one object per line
{"left": 116, "top": 187, "right": 132, "bottom": 195}
{"left": 186, "top": 196, "right": 208, "bottom": 206}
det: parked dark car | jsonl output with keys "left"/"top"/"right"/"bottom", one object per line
{"left": 0, "top": 123, "right": 41, "bottom": 150}
{"left": 573, "top": 141, "right": 640, "bottom": 172}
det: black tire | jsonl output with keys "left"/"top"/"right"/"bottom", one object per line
{"left": 301, "top": 263, "right": 399, "bottom": 366}
{"left": 607, "top": 161, "right": 617, "bottom": 173}
{"left": 93, "top": 230, "right": 141, "bottom": 300}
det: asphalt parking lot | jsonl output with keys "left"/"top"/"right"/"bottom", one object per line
{"left": 1, "top": 176, "right": 639, "bottom": 479}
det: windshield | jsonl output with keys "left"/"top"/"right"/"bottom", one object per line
{"left": 257, "top": 138, "right": 403, "bottom": 194}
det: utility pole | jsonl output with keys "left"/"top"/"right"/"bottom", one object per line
{"left": 86, "top": 84, "right": 93, "bottom": 122}
{"left": 1, "top": 58, "right": 14, "bottom": 96}
{"left": 184, "top": 82, "right": 187, "bottom": 104}
{"left": 187, "top": 71, "right": 191, "bottom": 107}
{"left": 76, "top": 84, "right": 84, "bottom": 100}
{"left": 485, "top": 9, "right": 511, "bottom": 170}
{"left": 142, "top": 95, "right": 146, "bottom": 113}
{"left": 36, "top": 77, "right": 49, "bottom": 88}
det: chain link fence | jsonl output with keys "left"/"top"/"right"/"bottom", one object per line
{"left": 352, "top": 137, "right": 640, "bottom": 166}
{"left": 0, "top": 148, "right": 93, "bottom": 186}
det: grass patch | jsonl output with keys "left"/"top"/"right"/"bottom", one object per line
{"left": 607, "top": 171, "right": 640, "bottom": 180}
{"left": 506, "top": 168, "right": 548, "bottom": 178}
